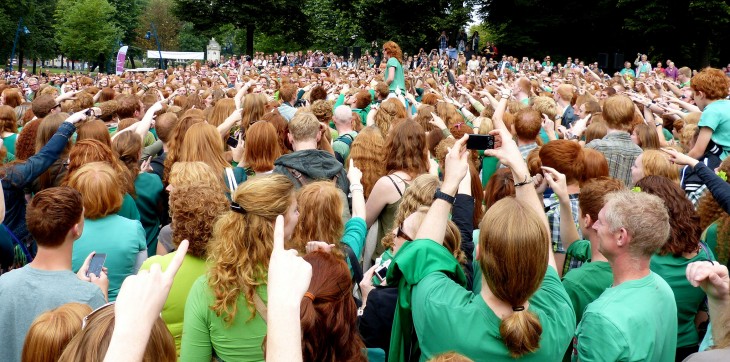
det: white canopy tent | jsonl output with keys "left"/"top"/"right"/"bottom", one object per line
{"left": 146, "top": 51, "right": 205, "bottom": 60}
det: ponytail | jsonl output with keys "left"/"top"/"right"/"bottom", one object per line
{"left": 499, "top": 310, "right": 543, "bottom": 357}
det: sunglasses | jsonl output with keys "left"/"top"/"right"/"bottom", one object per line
{"left": 396, "top": 224, "right": 413, "bottom": 242}
{"left": 82, "top": 302, "right": 115, "bottom": 329}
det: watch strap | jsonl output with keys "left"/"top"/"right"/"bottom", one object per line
{"left": 434, "top": 188, "right": 456, "bottom": 204}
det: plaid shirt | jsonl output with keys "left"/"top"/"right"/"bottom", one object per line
{"left": 586, "top": 131, "right": 643, "bottom": 187}
{"left": 545, "top": 193, "right": 582, "bottom": 253}
{"left": 688, "top": 184, "right": 708, "bottom": 209}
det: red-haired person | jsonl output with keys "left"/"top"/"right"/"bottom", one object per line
{"left": 540, "top": 140, "right": 585, "bottom": 275}
{"left": 383, "top": 41, "right": 405, "bottom": 96}
{"left": 687, "top": 68, "right": 730, "bottom": 163}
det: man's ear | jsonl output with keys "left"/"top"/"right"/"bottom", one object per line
{"left": 287, "top": 133, "right": 294, "bottom": 145}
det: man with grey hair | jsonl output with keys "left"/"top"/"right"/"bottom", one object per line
{"left": 571, "top": 190, "right": 677, "bottom": 361}
{"left": 332, "top": 105, "right": 357, "bottom": 163}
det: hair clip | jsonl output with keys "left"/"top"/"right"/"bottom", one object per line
{"left": 717, "top": 170, "right": 728, "bottom": 182}
{"left": 230, "top": 202, "right": 246, "bottom": 215}
{"left": 631, "top": 186, "right": 642, "bottom": 193}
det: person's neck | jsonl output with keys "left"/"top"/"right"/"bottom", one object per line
{"left": 162, "top": 142, "right": 169, "bottom": 153}
{"left": 585, "top": 230, "right": 608, "bottom": 263}
{"left": 30, "top": 241, "right": 73, "bottom": 271}
{"left": 557, "top": 99, "right": 570, "bottom": 108}
{"left": 516, "top": 138, "right": 535, "bottom": 147}
{"left": 608, "top": 253, "right": 651, "bottom": 286}
{"left": 566, "top": 183, "right": 580, "bottom": 194}
{"left": 335, "top": 123, "right": 352, "bottom": 134}
{"left": 293, "top": 140, "right": 318, "bottom": 151}
{"left": 479, "top": 275, "right": 527, "bottom": 317}
{"left": 607, "top": 127, "right": 627, "bottom": 134}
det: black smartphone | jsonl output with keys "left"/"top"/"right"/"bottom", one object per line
{"left": 226, "top": 136, "right": 239, "bottom": 148}
{"left": 466, "top": 134, "right": 495, "bottom": 150}
{"left": 447, "top": 70, "right": 456, "bottom": 86}
{"left": 86, "top": 253, "right": 106, "bottom": 278}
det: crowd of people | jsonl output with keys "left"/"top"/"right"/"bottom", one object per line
{"left": 0, "top": 36, "right": 730, "bottom": 362}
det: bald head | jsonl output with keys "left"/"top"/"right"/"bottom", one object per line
{"left": 334, "top": 105, "right": 352, "bottom": 125}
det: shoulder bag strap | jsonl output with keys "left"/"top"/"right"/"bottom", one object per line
{"left": 252, "top": 290, "right": 267, "bottom": 323}
{"left": 225, "top": 167, "right": 237, "bottom": 193}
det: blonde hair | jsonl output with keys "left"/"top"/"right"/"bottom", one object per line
{"left": 478, "top": 197, "right": 549, "bottom": 357}
{"left": 169, "top": 161, "right": 225, "bottom": 192}
{"left": 66, "top": 162, "right": 123, "bottom": 219}
{"left": 288, "top": 112, "right": 320, "bottom": 142}
{"left": 382, "top": 174, "right": 439, "bottom": 250}
{"left": 22, "top": 303, "right": 91, "bottom": 362}
{"left": 640, "top": 150, "right": 679, "bottom": 183}
{"left": 58, "top": 304, "right": 175, "bottom": 362}
{"left": 207, "top": 174, "right": 295, "bottom": 323}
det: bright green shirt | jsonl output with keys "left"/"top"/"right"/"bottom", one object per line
{"left": 391, "top": 238, "right": 575, "bottom": 361}
{"left": 386, "top": 57, "right": 406, "bottom": 93}
{"left": 71, "top": 215, "right": 146, "bottom": 301}
{"left": 702, "top": 222, "right": 727, "bottom": 265}
{"left": 698, "top": 100, "right": 730, "bottom": 160}
{"left": 181, "top": 275, "right": 267, "bottom": 362}
{"left": 118, "top": 193, "right": 141, "bottom": 221}
{"left": 572, "top": 272, "right": 677, "bottom": 361}
{"left": 2, "top": 133, "right": 18, "bottom": 156}
{"left": 133, "top": 173, "right": 164, "bottom": 256}
{"left": 561, "top": 261, "right": 612, "bottom": 325}
{"left": 141, "top": 253, "right": 207, "bottom": 357}
{"left": 651, "top": 248, "right": 713, "bottom": 348}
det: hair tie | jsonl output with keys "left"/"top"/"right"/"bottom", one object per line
{"left": 455, "top": 122, "right": 463, "bottom": 130}
{"left": 512, "top": 306, "right": 525, "bottom": 312}
{"left": 230, "top": 202, "right": 246, "bottom": 215}
{"left": 304, "top": 292, "right": 315, "bottom": 301}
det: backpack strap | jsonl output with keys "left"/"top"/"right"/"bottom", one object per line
{"left": 336, "top": 133, "right": 354, "bottom": 147}
{"left": 253, "top": 291, "right": 267, "bottom": 323}
{"left": 285, "top": 166, "right": 308, "bottom": 186}
{"left": 225, "top": 167, "right": 237, "bottom": 193}
{"left": 344, "top": 244, "right": 363, "bottom": 285}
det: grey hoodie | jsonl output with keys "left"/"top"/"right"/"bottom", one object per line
{"left": 273, "top": 149, "right": 350, "bottom": 193}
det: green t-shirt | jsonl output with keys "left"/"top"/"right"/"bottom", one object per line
{"left": 387, "top": 57, "right": 406, "bottom": 93}
{"left": 118, "top": 193, "right": 141, "bottom": 221}
{"left": 2, "top": 133, "right": 18, "bottom": 156}
{"left": 702, "top": 222, "right": 728, "bottom": 265}
{"left": 480, "top": 155, "right": 499, "bottom": 187}
{"left": 333, "top": 131, "right": 357, "bottom": 161}
{"left": 133, "top": 173, "right": 164, "bottom": 256}
{"left": 181, "top": 275, "right": 267, "bottom": 362}
{"left": 71, "top": 215, "right": 146, "bottom": 301}
{"left": 141, "top": 253, "right": 207, "bottom": 357}
{"left": 650, "top": 248, "right": 713, "bottom": 348}
{"left": 561, "top": 261, "right": 612, "bottom": 325}
{"left": 572, "top": 272, "right": 677, "bottom": 361}
{"left": 412, "top": 265, "right": 575, "bottom": 361}
{"left": 698, "top": 100, "right": 730, "bottom": 160}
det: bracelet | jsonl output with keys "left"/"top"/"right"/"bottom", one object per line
{"left": 514, "top": 174, "right": 533, "bottom": 187}
{"left": 349, "top": 184, "right": 364, "bottom": 193}
{"left": 433, "top": 188, "right": 456, "bottom": 204}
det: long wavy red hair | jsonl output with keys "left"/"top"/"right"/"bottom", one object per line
{"left": 300, "top": 252, "right": 367, "bottom": 362}
{"left": 384, "top": 120, "right": 429, "bottom": 179}
{"left": 288, "top": 181, "right": 344, "bottom": 257}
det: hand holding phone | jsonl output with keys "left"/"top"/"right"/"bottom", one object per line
{"left": 86, "top": 253, "right": 107, "bottom": 277}
{"left": 466, "top": 134, "right": 495, "bottom": 150}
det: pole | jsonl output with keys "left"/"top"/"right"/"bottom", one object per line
{"left": 9, "top": 18, "right": 23, "bottom": 72}
{"left": 150, "top": 22, "right": 163, "bottom": 69}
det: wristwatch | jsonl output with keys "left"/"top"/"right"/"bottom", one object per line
{"left": 433, "top": 188, "right": 456, "bottom": 204}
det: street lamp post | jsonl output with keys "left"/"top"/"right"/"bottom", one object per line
{"left": 9, "top": 17, "right": 30, "bottom": 72}
{"left": 145, "top": 22, "right": 163, "bottom": 69}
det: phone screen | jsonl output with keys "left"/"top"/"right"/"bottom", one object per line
{"left": 466, "top": 134, "right": 495, "bottom": 150}
{"left": 375, "top": 265, "right": 388, "bottom": 281}
{"left": 226, "top": 136, "right": 239, "bottom": 148}
{"left": 86, "top": 253, "right": 106, "bottom": 277}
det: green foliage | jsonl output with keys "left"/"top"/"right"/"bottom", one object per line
{"left": 54, "top": 0, "right": 122, "bottom": 63}
{"left": 478, "top": 0, "right": 729, "bottom": 68}
{"left": 134, "top": 0, "right": 181, "bottom": 51}
{"left": 178, "top": 22, "right": 207, "bottom": 52}
{"left": 109, "top": 0, "right": 146, "bottom": 45}
{"left": 0, "top": 0, "right": 60, "bottom": 65}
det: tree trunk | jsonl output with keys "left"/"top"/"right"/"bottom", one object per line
{"left": 32, "top": 59, "right": 37, "bottom": 74}
{"left": 246, "top": 24, "right": 255, "bottom": 56}
{"left": 130, "top": 54, "right": 136, "bottom": 69}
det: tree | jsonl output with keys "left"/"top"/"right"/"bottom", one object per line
{"left": 108, "top": 0, "right": 146, "bottom": 46}
{"left": 134, "top": 0, "right": 181, "bottom": 51}
{"left": 172, "top": 0, "right": 310, "bottom": 55}
{"left": 178, "top": 22, "right": 208, "bottom": 53}
{"left": 55, "top": 0, "right": 122, "bottom": 72}
{"left": 0, "top": 0, "right": 60, "bottom": 72}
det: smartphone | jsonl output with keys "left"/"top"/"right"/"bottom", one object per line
{"left": 466, "top": 134, "right": 495, "bottom": 150}
{"left": 86, "top": 253, "right": 106, "bottom": 278}
{"left": 226, "top": 136, "right": 239, "bottom": 148}
{"left": 375, "top": 264, "right": 388, "bottom": 282}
